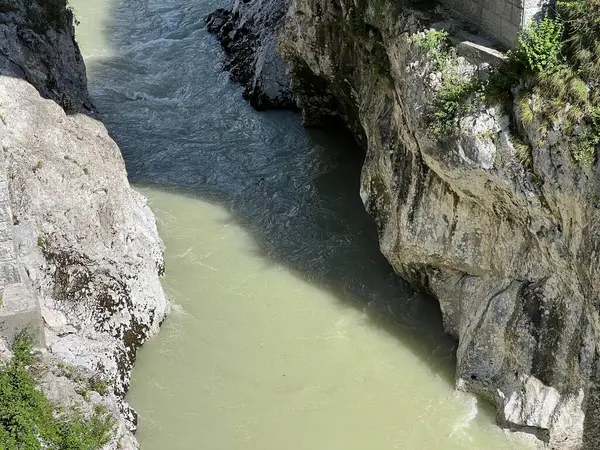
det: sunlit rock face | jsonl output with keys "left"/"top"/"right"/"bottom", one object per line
{"left": 0, "top": 1, "right": 168, "bottom": 448}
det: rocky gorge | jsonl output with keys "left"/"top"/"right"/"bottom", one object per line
{"left": 207, "top": 0, "right": 600, "bottom": 449}
{"left": 0, "top": 1, "right": 168, "bottom": 448}
{"left": 1, "top": 0, "right": 598, "bottom": 448}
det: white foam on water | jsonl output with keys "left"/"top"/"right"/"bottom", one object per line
{"left": 449, "top": 393, "right": 479, "bottom": 439}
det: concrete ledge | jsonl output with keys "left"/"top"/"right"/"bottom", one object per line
{"left": 456, "top": 41, "right": 508, "bottom": 65}
{"left": 431, "top": 21, "right": 509, "bottom": 67}
{"left": 0, "top": 283, "right": 45, "bottom": 348}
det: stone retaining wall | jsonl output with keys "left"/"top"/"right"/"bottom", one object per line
{"left": 439, "top": 0, "right": 550, "bottom": 47}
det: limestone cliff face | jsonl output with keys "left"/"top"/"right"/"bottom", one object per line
{"left": 0, "top": 1, "right": 168, "bottom": 448}
{"left": 0, "top": 0, "right": 92, "bottom": 113}
{"left": 211, "top": 0, "right": 600, "bottom": 448}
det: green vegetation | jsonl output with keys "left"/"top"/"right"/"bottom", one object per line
{"left": 88, "top": 377, "right": 110, "bottom": 396}
{"left": 0, "top": 332, "right": 114, "bottom": 449}
{"left": 417, "top": 1, "right": 600, "bottom": 164}
{"left": 58, "top": 363, "right": 112, "bottom": 399}
{"left": 36, "top": 233, "right": 51, "bottom": 250}
{"left": 510, "top": 16, "right": 564, "bottom": 73}
{"left": 429, "top": 77, "right": 481, "bottom": 137}
{"left": 412, "top": 30, "right": 483, "bottom": 136}
{"left": 25, "top": 0, "right": 75, "bottom": 34}
{"left": 412, "top": 29, "right": 454, "bottom": 71}
{"left": 513, "top": 1, "right": 600, "bottom": 163}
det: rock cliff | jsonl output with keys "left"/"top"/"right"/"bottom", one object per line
{"left": 0, "top": 0, "right": 92, "bottom": 113}
{"left": 0, "top": 1, "right": 168, "bottom": 448}
{"left": 209, "top": 0, "right": 600, "bottom": 448}
{"left": 205, "top": 0, "right": 294, "bottom": 110}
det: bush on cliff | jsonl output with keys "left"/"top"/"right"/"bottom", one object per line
{"left": 421, "top": 0, "right": 600, "bottom": 164}
{"left": 24, "top": 0, "right": 74, "bottom": 33}
{"left": 513, "top": 1, "right": 600, "bottom": 163}
{"left": 0, "top": 332, "right": 114, "bottom": 450}
{"left": 511, "top": 16, "right": 564, "bottom": 73}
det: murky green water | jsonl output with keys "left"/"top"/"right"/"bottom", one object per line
{"left": 70, "top": 1, "right": 536, "bottom": 448}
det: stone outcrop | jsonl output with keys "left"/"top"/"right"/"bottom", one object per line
{"left": 205, "top": 0, "right": 294, "bottom": 110}
{"left": 0, "top": 147, "right": 44, "bottom": 349}
{"left": 0, "top": 0, "right": 93, "bottom": 113}
{"left": 0, "top": 1, "right": 168, "bottom": 448}
{"left": 210, "top": 0, "right": 600, "bottom": 448}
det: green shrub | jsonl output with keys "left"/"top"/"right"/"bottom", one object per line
{"left": 413, "top": 29, "right": 484, "bottom": 136}
{"left": 36, "top": 233, "right": 51, "bottom": 250}
{"left": 0, "top": 332, "right": 115, "bottom": 449}
{"left": 417, "top": 6, "right": 600, "bottom": 163}
{"left": 557, "top": 0, "right": 600, "bottom": 82}
{"left": 500, "top": 4, "right": 599, "bottom": 164}
{"left": 25, "top": 0, "right": 74, "bottom": 34}
{"left": 510, "top": 16, "right": 564, "bottom": 74}
{"left": 428, "top": 77, "right": 481, "bottom": 136}
{"left": 412, "top": 29, "right": 453, "bottom": 71}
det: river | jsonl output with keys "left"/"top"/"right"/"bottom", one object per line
{"left": 69, "top": 1, "right": 536, "bottom": 449}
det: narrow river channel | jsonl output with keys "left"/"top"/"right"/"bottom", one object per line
{"left": 70, "top": 1, "right": 537, "bottom": 449}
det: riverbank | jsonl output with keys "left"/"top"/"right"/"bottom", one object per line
{"left": 0, "top": 1, "right": 168, "bottom": 448}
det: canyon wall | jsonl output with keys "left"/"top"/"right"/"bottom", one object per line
{"left": 209, "top": 0, "right": 600, "bottom": 448}
{"left": 0, "top": 1, "right": 168, "bottom": 448}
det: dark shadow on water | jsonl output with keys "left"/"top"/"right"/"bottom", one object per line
{"left": 82, "top": 0, "right": 458, "bottom": 388}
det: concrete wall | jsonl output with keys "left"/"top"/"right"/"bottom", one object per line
{"left": 440, "top": 0, "right": 549, "bottom": 47}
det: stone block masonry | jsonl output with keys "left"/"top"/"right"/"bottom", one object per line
{"left": 439, "top": 0, "right": 551, "bottom": 47}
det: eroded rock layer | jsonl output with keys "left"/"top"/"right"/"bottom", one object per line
{"left": 210, "top": 0, "right": 600, "bottom": 448}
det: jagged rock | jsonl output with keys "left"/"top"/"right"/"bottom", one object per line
{"left": 277, "top": 1, "right": 600, "bottom": 448}
{"left": 0, "top": 0, "right": 168, "bottom": 447}
{"left": 0, "top": 0, "right": 93, "bottom": 113}
{"left": 0, "top": 74, "right": 169, "bottom": 444}
{"left": 38, "top": 355, "right": 141, "bottom": 450}
{"left": 205, "top": 0, "right": 295, "bottom": 110}
{"left": 207, "top": 0, "right": 600, "bottom": 448}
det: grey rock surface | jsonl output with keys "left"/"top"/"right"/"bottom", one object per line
{"left": 0, "top": 1, "right": 168, "bottom": 448}
{"left": 0, "top": 283, "right": 45, "bottom": 347}
{"left": 206, "top": 0, "right": 295, "bottom": 110}
{"left": 0, "top": 0, "right": 93, "bottom": 113}
{"left": 37, "top": 355, "right": 142, "bottom": 450}
{"left": 0, "top": 74, "right": 169, "bottom": 447}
